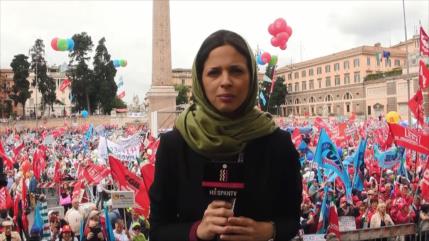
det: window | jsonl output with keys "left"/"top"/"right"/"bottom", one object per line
{"left": 295, "top": 98, "right": 300, "bottom": 104}
{"left": 309, "top": 69, "right": 314, "bottom": 76}
{"left": 301, "top": 70, "right": 306, "bottom": 78}
{"left": 328, "top": 106, "right": 332, "bottom": 113}
{"left": 317, "top": 67, "right": 322, "bottom": 75}
{"left": 334, "top": 63, "right": 340, "bottom": 71}
{"left": 294, "top": 72, "right": 299, "bottom": 79}
{"left": 346, "top": 104, "right": 350, "bottom": 113}
{"left": 287, "top": 84, "right": 292, "bottom": 92}
{"left": 353, "top": 58, "right": 360, "bottom": 67}
{"left": 181, "top": 79, "right": 185, "bottom": 85}
{"left": 367, "top": 57, "right": 371, "bottom": 66}
{"left": 344, "top": 92, "right": 352, "bottom": 100}
{"left": 344, "top": 73, "right": 350, "bottom": 84}
{"left": 394, "top": 59, "right": 401, "bottom": 66}
{"left": 354, "top": 71, "right": 360, "bottom": 83}
{"left": 335, "top": 75, "right": 340, "bottom": 86}
{"left": 325, "top": 95, "right": 333, "bottom": 101}
{"left": 325, "top": 65, "right": 331, "bottom": 73}
{"left": 344, "top": 61, "right": 349, "bottom": 69}
{"left": 317, "top": 78, "right": 322, "bottom": 88}
{"left": 302, "top": 81, "right": 307, "bottom": 91}
{"left": 294, "top": 82, "right": 299, "bottom": 92}
{"left": 288, "top": 73, "right": 292, "bottom": 80}
{"left": 309, "top": 97, "right": 315, "bottom": 103}
{"left": 368, "top": 106, "right": 371, "bottom": 115}
{"left": 325, "top": 77, "right": 331, "bottom": 87}
{"left": 309, "top": 79, "right": 314, "bottom": 90}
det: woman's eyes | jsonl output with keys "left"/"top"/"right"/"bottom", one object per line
{"left": 206, "top": 67, "right": 244, "bottom": 76}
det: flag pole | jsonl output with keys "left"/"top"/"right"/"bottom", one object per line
{"left": 402, "top": 0, "right": 412, "bottom": 125}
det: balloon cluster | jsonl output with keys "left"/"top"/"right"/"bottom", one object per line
{"left": 51, "top": 38, "right": 74, "bottom": 51}
{"left": 268, "top": 18, "right": 292, "bottom": 50}
{"left": 113, "top": 59, "right": 127, "bottom": 68}
{"left": 81, "top": 110, "right": 88, "bottom": 118}
{"left": 256, "top": 52, "right": 278, "bottom": 66}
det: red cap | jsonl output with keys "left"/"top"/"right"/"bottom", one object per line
{"left": 61, "top": 225, "right": 72, "bottom": 233}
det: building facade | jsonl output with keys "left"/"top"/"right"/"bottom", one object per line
{"left": 0, "top": 69, "right": 21, "bottom": 118}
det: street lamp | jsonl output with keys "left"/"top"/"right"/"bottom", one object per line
{"left": 29, "top": 48, "right": 40, "bottom": 128}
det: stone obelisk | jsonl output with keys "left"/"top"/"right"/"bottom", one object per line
{"left": 146, "top": 0, "right": 177, "bottom": 133}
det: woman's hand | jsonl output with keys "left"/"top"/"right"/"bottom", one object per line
{"left": 97, "top": 232, "right": 104, "bottom": 240}
{"left": 87, "top": 233, "right": 94, "bottom": 240}
{"left": 196, "top": 200, "right": 234, "bottom": 240}
{"left": 220, "top": 217, "right": 274, "bottom": 241}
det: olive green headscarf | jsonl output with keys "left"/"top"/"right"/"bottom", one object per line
{"left": 175, "top": 35, "right": 277, "bottom": 159}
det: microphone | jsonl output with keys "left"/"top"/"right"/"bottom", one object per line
{"left": 202, "top": 155, "right": 245, "bottom": 210}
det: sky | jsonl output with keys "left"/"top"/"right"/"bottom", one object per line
{"left": 1, "top": 0, "right": 428, "bottom": 105}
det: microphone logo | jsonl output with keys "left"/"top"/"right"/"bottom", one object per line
{"left": 219, "top": 164, "right": 228, "bottom": 182}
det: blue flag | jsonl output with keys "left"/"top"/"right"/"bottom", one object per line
{"left": 374, "top": 145, "right": 402, "bottom": 169}
{"left": 104, "top": 206, "right": 116, "bottom": 241}
{"left": 259, "top": 91, "right": 267, "bottom": 106}
{"left": 79, "top": 220, "right": 84, "bottom": 241}
{"left": 352, "top": 138, "right": 367, "bottom": 191}
{"left": 316, "top": 186, "right": 329, "bottom": 234}
{"left": 32, "top": 203, "right": 44, "bottom": 236}
{"left": 315, "top": 128, "right": 352, "bottom": 202}
{"left": 397, "top": 147, "right": 408, "bottom": 179}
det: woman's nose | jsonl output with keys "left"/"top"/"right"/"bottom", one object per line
{"left": 219, "top": 71, "right": 232, "bottom": 87}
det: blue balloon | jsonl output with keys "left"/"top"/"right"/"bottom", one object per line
{"left": 256, "top": 55, "right": 265, "bottom": 65}
{"left": 81, "top": 110, "right": 88, "bottom": 118}
{"left": 67, "top": 38, "right": 74, "bottom": 50}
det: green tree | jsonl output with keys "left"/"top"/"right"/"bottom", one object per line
{"left": 259, "top": 64, "right": 275, "bottom": 112}
{"left": 174, "top": 84, "right": 190, "bottom": 105}
{"left": 68, "top": 32, "right": 94, "bottom": 113}
{"left": 9, "top": 54, "right": 31, "bottom": 117}
{"left": 267, "top": 76, "right": 287, "bottom": 115}
{"left": 29, "top": 39, "right": 57, "bottom": 115}
{"left": 112, "top": 96, "right": 127, "bottom": 109}
{"left": 93, "top": 37, "right": 117, "bottom": 114}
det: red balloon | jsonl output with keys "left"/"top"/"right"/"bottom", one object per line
{"left": 51, "top": 38, "right": 59, "bottom": 51}
{"left": 280, "top": 44, "right": 287, "bottom": 50}
{"left": 268, "top": 23, "right": 277, "bottom": 36}
{"left": 271, "top": 37, "right": 280, "bottom": 47}
{"left": 285, "top": 25, "right": 293, "bottom": 36}
{"left": 274, "top": 18, "right": 287, "bottom": 32}
{"left": 261, "top": 52, "right": 271, "bottom": 64}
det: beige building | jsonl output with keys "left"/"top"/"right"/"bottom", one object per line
{"left": 278, "top": 35, "right": 426, "bottom": 120}
{"left": 0, "top": 69, "right": 22, "bottom": 118}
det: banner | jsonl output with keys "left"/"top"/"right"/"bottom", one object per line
{"left": 389, "top": 124, "right": 429, "bottom": 155}
{"left": 98, "top": 134, "right": 142, "bottom": 162}
{"left": 59, "top": 79, "right": 71, "bottom": 92}
{"left": 82, "top": 162, "right": 110, "bottom": 185}
{"left": 408, "top": 88, "right": 425, "bottom": 125}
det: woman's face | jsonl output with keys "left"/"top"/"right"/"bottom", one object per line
{"left": 202, "top": 44, "right": 250, "bottom": 115}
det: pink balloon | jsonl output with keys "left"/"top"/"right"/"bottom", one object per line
{"left": 276, "top": 32, "right": 290, "bottom": 43}
{"left": 274, "top": 18, "right": 287, "bottom": 32}
{"left": 285, "top": 25, "right": 293, "bottom": 36}
{"left": 261, "top": 52, "right": 271, "bottom": 64}
{"left": 280, "top": 44, "right": 287, "bottom": 50}
{"left": 268, "top": 24, "right": 277, "bottom": 36}
{"left": 271, "top": 37, "right": 280, "bottom": 47}
{"left": 51, "top": 37, "right": 59, "bottom": 51}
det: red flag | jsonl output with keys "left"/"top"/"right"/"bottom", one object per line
{"left": 419, "top": 60, "right": 429, "bottom": 89}
{"left": 0, "top": 141, "right": 13, "bottom": 169}
{"left": 389, "top": 124, "right": 429, "bottom": 155}
{"left": 337, "top": 123, "right": 347, "bottom": 138}
{"left": 32, "top": 150, "right": 41, "bottom": 181}
{"left": 72, "top": 180, "right": 84, "bottom": 202}
{"left": 327, "top": 202, "right": 341, "bottom": 239}
{"left": 292, "top": 128, "right": 302, "bottom": 148}
{"left": 59, "top": 79, "right": 71, "bottom": 92}
{"left": 146, "top": 139, "right": 160, "bottom": 164}
{"left": 0, "top": 187, "right": 13, "bottom": 210}
{"left": 348, "top": 112, "right": 356, "bottom": 123}
{"left": 12, "top": 142, "right": 24, "bottom": 156}
{"left": 21, "top": 178, "right": 29, "bottom": 233}
{"left": 108, "top": 154, "right": 150, "bottom": 217}
{"left": 421, "top": 27, "right": 429, "bottom": 56}
{"left": 140, "top": 163, "right": 155, "bottom": 190}
{"left": 408, "top": 88, "right": 425, "bottom": 125}
{"left": 53, "top": 161, "right": 61, "bottom": 183}
{"left": 82, "top": 162, "right": 110, "bottom": 185}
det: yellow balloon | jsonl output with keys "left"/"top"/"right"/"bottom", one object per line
{"left": 386, "top": 111, "right": 400, "bottom": 124}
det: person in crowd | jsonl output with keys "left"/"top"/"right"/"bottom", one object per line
{"left": 149, "top": 29, "right": 302, "bottom": 241}
{"left": 0, "top": 220, "right": 21, "bottom": 241}
{"left": 337, "top": 196, "right": 359, "bottom": 217}
{"left": 129, "top": 223, "right": 146, "bottom": 241}
{"left": 127, "top": 209, "right": 149, "bottom": 240}
{"left": 64, "top": 198, "right": 84, "bottom": 241}
{"left": 370, "top": 202, "right": 394, "bottom": 228}
{"left": 113, "top": 220, "right": 130, "bottom": 241}
{"left": 59, "top": 183, "right": 72, "bottom": 213}
{"left": 300, "top": 198, "right": 316, "bottom": 234}
{"left": 56, "top": 225, "right": 78, "bottom": 241}
{"left": 83, "top": 210, "right": 105, "bottom": 241}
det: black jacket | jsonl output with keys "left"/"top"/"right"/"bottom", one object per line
{"left": 149, "top": 128, "right": 302, "bottom": 241}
